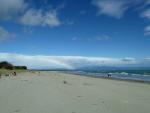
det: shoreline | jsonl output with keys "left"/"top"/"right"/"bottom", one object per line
{"left": 60, "top": 71, "right": 150, "bottom": 84}
{"left": 1, "top": 69, "right": 150, "bottom": 84}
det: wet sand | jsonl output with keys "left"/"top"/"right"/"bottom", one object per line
{"left": 0, "top": 71, "right": 150, "bottom": 113}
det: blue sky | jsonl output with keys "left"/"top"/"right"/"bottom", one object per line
{"left": 0, "top": 0, "right": 150, "bottom": 69}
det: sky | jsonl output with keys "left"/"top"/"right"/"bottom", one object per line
{"left": 0, "top": 0, "right": 150, "bottom": 69}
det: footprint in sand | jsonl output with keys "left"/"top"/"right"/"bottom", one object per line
{"left": 123, "top": 100, "right": 129, "bottom": 104}
{"left": 83, "top": 83, "right": 92, "bottom": 86}
{"left": 63, "top": 81, "right": 72, "bottom": 85}
{"left": 21, "top": 80, "right": 28, "bottom": 82}
{"left": 63, "top": 81, "right": 67, "bottom": 84}
{"left": 13, "top": 109, "right": 21, "bottom": 112}
{"left": 98, "top": 98, "right": 105, "bottom": 104}
{"left": 92, "top": 103, "right": 98, "bottom": 105}
{"left": 101, "top": 101, "right": 105, "bottom": 103}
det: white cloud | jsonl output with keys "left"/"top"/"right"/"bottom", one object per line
{"left": 144, "top": 25, "right": 150, "bottom": 35}
{"left": 23, "top": 27, "right": 33, "bottom": 34}
{"left": 141, "top": 8, "right": 150, "bottom": 19}
{"left": 66, "top": 20, "right": 74, "bottom": 25}
{"left": 92, "top": 0, "right": 146, "bottom": 19}
{"left": 0, "top": 0, "right": 27, "bottom": 20}
{"left": 144, "top": 58, "right": 150, "bottom": 60}
{"left": 72, "top": 35, "right": 111, "bottom": 41}
{"left": 19, "top": 9, "right": 61, "bottom": 27}
{"left": 121, "top": 57, "right": 136, "bottom": 62}
{"left": 91, "top": 0, "right": 150, "bottom": 35}
{"left": 0, "top": 27, "right": 14, "bottom": 42}
{"left": 0, "top": 0, "right": 62, "bottom": 27}
{"left": 92, "top": 0, "right": 130, "bottom": 19}
{"left": 145, "top": 0, "right": 150, "bottom": 5}
{"left": 141, "top": 9, "right": 150, "bottom": 35}
{"left": 0, "top": 53, "right": 72, "bottom": 69}
{"left": 0, "top": 53, "right": 144, "bottom": 69}
{"left": 80, "top": 10, "right": 87, "bottom": 15}
{"left": 96, "top": 35, "right": 111, "bottom": 41}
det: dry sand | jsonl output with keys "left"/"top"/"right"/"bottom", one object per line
{"left": 0, "top": 71, "right": 150, "bottom": 113}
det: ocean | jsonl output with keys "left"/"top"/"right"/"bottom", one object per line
{"left": 64, "top": 70, "right": 150, "bottom": 82}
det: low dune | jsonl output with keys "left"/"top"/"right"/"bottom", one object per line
{"left": 0, "top": 71, "right": 150, "bottom": 113}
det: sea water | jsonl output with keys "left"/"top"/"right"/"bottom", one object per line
{"left": 65, "top": 70, "right": 150, "bottom": 82}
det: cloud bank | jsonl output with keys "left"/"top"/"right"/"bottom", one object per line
{"left": 0, "top": 53, "right": 149, "bottom": 69}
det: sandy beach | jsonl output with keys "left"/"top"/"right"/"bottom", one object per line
{"left": 0, "top": 71, "right": 150, "bottom": 113}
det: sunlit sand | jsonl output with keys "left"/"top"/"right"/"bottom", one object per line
{"left": 0, "top": 71, "right": 150, "bottom": 113}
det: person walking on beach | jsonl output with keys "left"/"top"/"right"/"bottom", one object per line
{"left": 107, "top": 73, "right": 111, "bottom": 78}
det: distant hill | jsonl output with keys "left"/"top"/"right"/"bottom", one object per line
{"left": 0, "top": 61, "right": 27, "bottom": 70}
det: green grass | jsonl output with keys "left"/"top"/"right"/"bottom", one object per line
{"left": 0, "top": 69, "right": 27, "bottom": 75}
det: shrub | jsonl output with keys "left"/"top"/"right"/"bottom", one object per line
{"left": 14, "top": 66, "right": 27, "bottom": 70}
{"left": 0, "top": 61, "right": 27, "bottom": 70}
{"left": 0, "top": 61, "right": 14, "bottom": 70}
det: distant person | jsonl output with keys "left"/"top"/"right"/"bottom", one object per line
{"left": 13, "top": 71, "right": 17, "bottom": 76}
{"left": 0, "top": 74, "right": 1, "bottom": 78}
{"left": 107, "top": 73, "right": 111, "bottom": 78}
